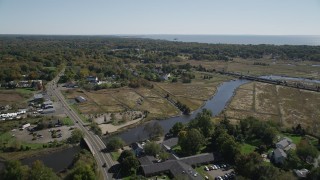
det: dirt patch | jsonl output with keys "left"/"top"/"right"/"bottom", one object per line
{"left": 13, "top": 126, "right": 72, "bottom": 144}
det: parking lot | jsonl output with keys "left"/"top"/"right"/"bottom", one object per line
{"left": 199, "top": 164, "right": 235, "bottom": 180}
{"left": 13, "top": 126, "right": 73, "bottom": 143}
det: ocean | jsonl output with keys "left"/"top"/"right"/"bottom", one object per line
{"left": 136, "top": 35, "right": 320, "bottom": 46}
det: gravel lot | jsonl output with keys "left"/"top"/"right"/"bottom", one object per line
{"left": 13, "top": 126, "right": 73, "bottom": 143}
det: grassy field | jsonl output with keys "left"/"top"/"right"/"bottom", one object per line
{"left": 240, "top": 143, "right": 257, "bottom": 155}
{"left": 173, "top": 59, "right": 320, "bottom": 79}
{"left": 63, "top": 86, "right": 180, "bottom": 120}
{"left": 61, "top": 116, "right": 74, "bottom": 126}
{"left": 225, "top": 82, "right": 320, "bottom": 136}
{"left": 0, "top": 88, "right": 35, "bottom": 107}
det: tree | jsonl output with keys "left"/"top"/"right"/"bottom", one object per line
{"left": 144, "top": 122, "right": 164, "bottom": 140}
{"left": 118, "top": 150, "right": 134, "bottom": 164}
{"left": 178, "top": 128, "right": 204, "bottom": 155}
{"left": 1, "top": 160, "right": 28, "bottom": 180}
{"left": 283, "top": 150, "right": 303, "bottom": 170}
{"left": 189, "top": 109, "right": 214, "bottom": 138}
{"left": 90, "top": 122, "right": 102, "bottom": 136}
{"left": 121, "top": 155, "right": 140, "bottom": 175}
{"left": 28, "top": 160, "right": 58, "bottom": 180}
{"left": 68, "top": 129, "right": 84, "bottom": 144}
{"left": 169, "top": 122, "right": 185, "bottom": 137}
{"left": 144, "top": 142, "right": 161, "bottom": 156}
{"left": 307, "top": 167, "right": 320, "bottom": 180}
{"left": 107, "top": 137, "right": 125, "bottom": 151}
{"left": 67, "top": 163, "right": 96, "bottom": 180}
{"left": 297, "top": 138, "right": 319, "bottom": 162}
{"left": 159, "top": 151, "right": 170, "bottom": 161}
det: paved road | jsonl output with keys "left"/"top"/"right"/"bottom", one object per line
{"left": 46, "top": 71, "right": 116, "bottom": 180}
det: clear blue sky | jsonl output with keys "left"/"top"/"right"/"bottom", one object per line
{"left": 0, "top": 0, "right": 319, "bottom": 35}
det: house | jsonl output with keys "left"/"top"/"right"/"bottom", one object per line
{"left": 273, "top": 148, "right": 287, "bottom": 164}
{"left": 276, "top": 137, "right": 296, "bottom": 151}
{"left": 87, "top": 76, "right": 99, "bottom": 84}
{"left": 294, "top": 169, "right": 309, "bottom": 178}
{"left": 75, "top": 96, "right": 86, "bottom": 103}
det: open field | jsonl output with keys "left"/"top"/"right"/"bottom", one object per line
{"left": 0, "top": 88, "right": 35, "bottom": 107}
{"left": 225, "top": 82, "right": 320, "bottom": 136}
{"left": 62, "top": 87, "right": 180, "bottom": 121}
{"left": 172, "top": 59, "right": 320, "bottom": 79}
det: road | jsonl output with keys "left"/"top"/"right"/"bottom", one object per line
{"left": 46, "top": 71, "right": 116, "bottom": 180}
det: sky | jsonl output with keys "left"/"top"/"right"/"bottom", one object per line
{"left": 0, "top": 0, "right": 320, "bottom": 35}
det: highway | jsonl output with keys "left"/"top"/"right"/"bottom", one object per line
{"left": 46, "top": 72, "right": 116, "bottom": 180}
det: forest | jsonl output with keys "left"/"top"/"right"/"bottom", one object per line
{"left": 0, "top": 35, "right": 320, "bottom": 84}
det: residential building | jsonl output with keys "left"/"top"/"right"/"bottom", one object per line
{"left": 273, "top": 148, "right": 287, "bottom": 164}
{"left": 276, "top": 137, "right": 296, "bottom": 151}
{"left": 139, "top": 153, "right": 216, "bottom": 179}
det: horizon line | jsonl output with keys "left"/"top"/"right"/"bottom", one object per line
{"left": 1, "top": 33, "right": 320, "bottom": 36}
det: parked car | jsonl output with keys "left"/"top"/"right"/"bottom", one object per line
{"left": 204, "top": 166, "right": 209, "bottom": 171}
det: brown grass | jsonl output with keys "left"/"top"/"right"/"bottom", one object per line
{"left": 225, "top": 82, "right": 320, "bottom": 136}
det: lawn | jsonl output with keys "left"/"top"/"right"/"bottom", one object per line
{"left": 240, "top": 143, "right": 257, "bottom": 155}
{"left": 62, "top": 116, "right": 74, "bottom": 126}
{"left": 281, "top": 133, "right": 302, "bottom": 145}
{"left": 110, "top": 151, "right": 120, "bottom": 161}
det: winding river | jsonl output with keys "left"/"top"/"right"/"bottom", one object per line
{"left": 110, "top": 79, "right": 250, "bottom": 144}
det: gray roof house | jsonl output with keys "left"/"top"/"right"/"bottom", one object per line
{"left": 273, "top": 148, "right": 287, "bottom": 164}
{"left": 140, "top": 153, "right": 215, "bottom": 179}
{"left": 276, "top": 137, "right": 296, "bottom": 151}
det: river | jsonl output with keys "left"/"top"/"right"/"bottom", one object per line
{"left": 110, "top": 79, "right": 249, "bottom": 144}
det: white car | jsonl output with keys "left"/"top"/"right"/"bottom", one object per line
{"left": 204, "top": 166, "right": 209, "bottom": 171}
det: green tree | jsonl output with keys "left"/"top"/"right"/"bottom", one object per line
{"left": 307, "top": 167, "right": 320, "bottom": 180}
{"left": 178, "top": 128, "right": 204, "bottom": 155}
{"left": 144, "top": 122, "right": 164, "bottom": 140}
{"left": 169, "top": 122, "right": 185, "bottom": 136}
{"left": 67, "top": 163, "right": 96, "bottom": 180}
{"left": 189, "top": 109, "right": 214, "bottom": 138}
{"left": 297, "top": 138, "right": 319, "bottom": 161}
{"left": 1, "top": 160, "right": 28, "bottom": 180}
{"left": 144, "top": 142, "right": 161, "bottom": 156}
{"left": 283, "top": 150, "right": 303, "bottom": 170}
{"left": 159, "top": 151, "right": 170, "bottom": 161}
{"left": 121, "top": 156, "right": 140, "bottom": 175}
{"left": 107, "top": 137, "right": 125, "bottom": 151}
{"left": 68, "top": 129, "right": 84, "bottom": 144}
{"left": 29, "top": 160, "right": 58, "bottom": 180}
{"left": 118, "top": 150, "right": 134, "bottom": 164}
